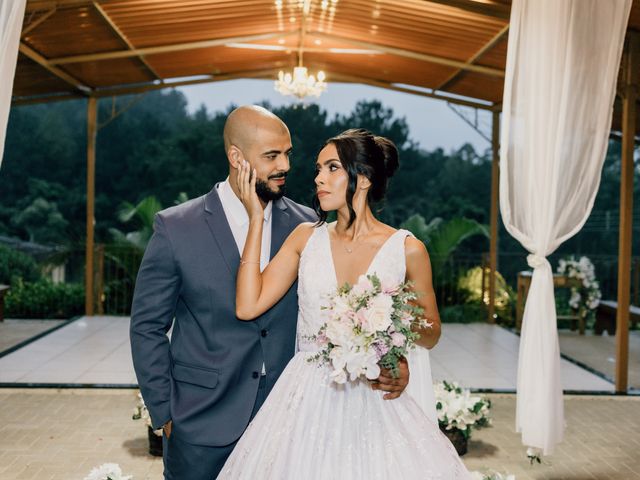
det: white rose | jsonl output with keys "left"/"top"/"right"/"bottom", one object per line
{"left": 325, "top": 319, "right": 354, "bottom": 347}
{"left": 330, "top": 295, "right": 351, "bottom": 320}
{"left": 351, "top": 275, "right": 374, "bottom": 296}
{"left": 361, "top": 294, "right": 393, "bottom": 333}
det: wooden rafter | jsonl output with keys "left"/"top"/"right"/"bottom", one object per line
{"left": 91, "top": 1, "right": 160, "bottom": 81}
{"left": 313, "top": 32, "right": 505, "bottom": 77}
{"left": 426, "top": 0, "right": 511, "bottom": 20}
{"left": 328, "top": 71, "right": 495, "bottom": 110}
{"left": 19, "top": 42, "right": 91, "bottom": 94}
{"left": 91, "top": 68, "right": 283, "bottom": 98}
{"left": 48, "top": 31, "right": 297, "bottom": 65}
{"left": 435, "top": 24, "right": 509, "bottom": 91}
{"left": 21, "top": 7, "right": 57, "bottom": 37}
{"left": 25, "top": 0, "right": 91, "bottom": 12}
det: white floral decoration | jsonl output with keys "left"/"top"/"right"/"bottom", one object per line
{"left": 84, "top": 463, "right": 132, "bottom": 480}
{"left": 132, "top": 391, "right": 162, "bottom": 436}
{"left": 470, "top": 470, "right": 516, "bottom": 480}
{"left": 557, "top": 255, "right": 601, "bottom": 320}
{"left": 434, "top": 380, "right": 491, "bottom": 438}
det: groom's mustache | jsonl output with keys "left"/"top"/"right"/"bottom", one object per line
{"left": 268, "top": 172, "right": 288, "bottom": 180}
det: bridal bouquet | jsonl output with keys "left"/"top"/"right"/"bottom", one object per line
{"left": 307, "top": 273, "right": 429, "bottom": 384}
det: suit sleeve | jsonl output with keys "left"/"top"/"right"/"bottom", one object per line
{"left": 130, "top": 214, "right": 180, "bottom": 429}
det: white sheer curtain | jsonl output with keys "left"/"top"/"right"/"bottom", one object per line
{"left": 500, "top": 0, "right": 631, "bottom": 455}
{"left": 0, "top": 0, "right": 26, "bottom": 169}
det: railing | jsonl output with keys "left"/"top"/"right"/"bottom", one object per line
{"left": 3, "top": 243, "right": 639, "bottom": 319}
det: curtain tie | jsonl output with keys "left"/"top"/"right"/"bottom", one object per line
{"left": 526, "top": 254, "right": 548, "bottom": 269}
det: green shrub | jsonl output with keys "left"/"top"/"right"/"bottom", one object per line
{"left": 0, "top": 245, "right": 41, "bottom": 284}
{"left": 440, "top": 303, "right": 487, "bottom": 323}
{"left": 5, "top": 278, "right": 84, "bottom": 319}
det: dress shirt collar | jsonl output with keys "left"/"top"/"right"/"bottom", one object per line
{"left": 218, "top": 178, "right": 273, "bottom": 225}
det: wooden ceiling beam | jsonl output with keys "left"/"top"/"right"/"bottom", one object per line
{"left": 19, "top": 43, "right": 91, "bottom": 94}
{"left": 91, "top": 68, "right": 282, "bottom": 97}
{"left": 25, "top": 0, "right": 91, "bottom": 12}
{"left": 12, "top": 92, "right": 85, "bottom": 106}
{"left": 327, "top": 71, "right": 495, "bottom": 110}
{"left": 91, "top": 1, "right": 160, "bottom": 81}
{"left": 425, "top": 0, "right": 511, "bottom": 20}
{"left": 435, "top": 23, "right": 509, "bottom": 90}
{"left": 48, "top": 31, "right": 297, "bottom": 65}
{"left": 314, "top": 32, "right": 505, "bottom": 77}
{"left": 21, "top": 7, "right": 57, "bottom": 36}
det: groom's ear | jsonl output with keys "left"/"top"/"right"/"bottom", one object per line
{"left": 228, "top": 145, "right": 243, "bottom": 169}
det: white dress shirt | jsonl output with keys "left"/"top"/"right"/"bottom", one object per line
{"left": 217, "top": 178, "right": 273, "bottom": 272}
{"left": 217, "top": 178, "right": 273, "bottom": 375}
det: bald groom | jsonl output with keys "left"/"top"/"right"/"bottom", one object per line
{"left": 130, "top": 105, "right": 316, "bottom": 479}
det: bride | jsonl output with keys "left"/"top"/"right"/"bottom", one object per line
{"left": 218, "top": 129, "right": 470, "bottom": 479}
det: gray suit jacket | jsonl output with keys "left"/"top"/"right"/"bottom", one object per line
{"left": 130, "top": 185, "right": 315, "bottom": 446}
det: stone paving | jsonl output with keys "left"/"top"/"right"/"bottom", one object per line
{"left": 1, "top": 388, "right": 639, "bottom": 480}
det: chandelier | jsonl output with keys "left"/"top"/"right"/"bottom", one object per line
{"left": 274, "top": 0, "right": 328, "bottom": 99}
{"left": 275, "top": 63, "right": 327, "bottom": 99}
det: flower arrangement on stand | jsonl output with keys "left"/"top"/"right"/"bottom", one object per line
{"left": 306, "top": 273, "right": 429, "bottom": 383}
{"left": 84, "top": 463, "right": 132, "bottom": 480}
{"left": 132, "top": 391, "right": 163, "bottom": 457}
{"left": 434, "top": 380, "right": 491, "bottom": 455}
{"left": 470, "top": 470, "right": 515, "bottom": 480}
{"left": 557, "top": 255, "right": 601, "bottom": 325}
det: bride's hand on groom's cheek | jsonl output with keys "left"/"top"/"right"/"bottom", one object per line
{"left": 236, "top": 160, "right": 263, "bottom": 220}
{"left": 371, "top": 357, "right": 409, "bottom": 400}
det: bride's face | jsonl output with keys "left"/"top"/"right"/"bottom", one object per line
{"left": 315, "top": 143, "right": 348, "bottom": 211}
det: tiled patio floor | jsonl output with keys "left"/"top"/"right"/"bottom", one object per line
{"left": 1, "top": 388, "right": 638, "bottom": 480}
{"left": 558, "top": 329, "right": 640, "bottom": 390}
{"left": 0, "top": 319, "right": 66, "bottom": 354}
{"left": 0, "top": 318, "right": 616, "bottom": 392}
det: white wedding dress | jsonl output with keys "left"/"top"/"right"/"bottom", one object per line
{"left": 218, "top": 225, "right": 470, "bottom": 479}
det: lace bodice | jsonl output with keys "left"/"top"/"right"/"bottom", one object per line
{"left": 296, "top": 224, "right": 413, "bottom": 351}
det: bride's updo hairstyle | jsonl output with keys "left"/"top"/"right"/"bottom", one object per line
{"left": 313, "top": 128, "right": 399, "bottom": 226}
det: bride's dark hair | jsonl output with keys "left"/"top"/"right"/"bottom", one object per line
{"left": 312, "top": 128, "right": 399, "bottom": 227}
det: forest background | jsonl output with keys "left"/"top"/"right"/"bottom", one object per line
{"left": 1, "top": 90, "right": 638, "bottom": 318}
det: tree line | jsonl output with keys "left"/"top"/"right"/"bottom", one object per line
{"left": 1, "top": 90, "right": 638, "bottom": 276}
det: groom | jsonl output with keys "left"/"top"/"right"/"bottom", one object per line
{"left": 130, "top": 105, "right": 409, "bottom": 479}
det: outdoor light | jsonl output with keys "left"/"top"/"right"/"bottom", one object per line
{"left": 275, "top": 64, "right": 327, "bottom": 99}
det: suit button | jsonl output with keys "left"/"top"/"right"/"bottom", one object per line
{"left": 261, "top": 329, "right": 268, "bottom": 337}
{"left": 252, "top": 371, "right": 259, "bottom": 379}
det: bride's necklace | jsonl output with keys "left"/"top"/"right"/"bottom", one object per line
{"left": 337, "top": 226, "right": 373, "bottom": 254}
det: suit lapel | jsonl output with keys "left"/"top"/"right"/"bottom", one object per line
{"left": 270, "top": 199, "right": 291, "bottom": 259}
{"left": 204, "top": 186, "right": 240, "bottom": 275}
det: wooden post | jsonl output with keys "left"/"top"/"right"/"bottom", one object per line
{"left": 95, "top": 244, "right": 105, "bottom": 315}
{"left": 616, "top": 34, "right": 638, "bottom": 393}
{"left": 85, "top": 96, "right": 97, "bottom": 316}
{"left": 488, "top": 109, "right": 500, "bottom": 323}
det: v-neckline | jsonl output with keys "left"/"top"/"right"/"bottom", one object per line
{"left": 325, "top": 223, "right": 401, "bottom": 287}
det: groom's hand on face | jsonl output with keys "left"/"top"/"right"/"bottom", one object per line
{"left": 371, "top": 357, "right": 409, "bottom": 400}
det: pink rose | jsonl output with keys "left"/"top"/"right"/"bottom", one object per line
{"left": 391, "top": 332, "right": 406, "bottom": 347}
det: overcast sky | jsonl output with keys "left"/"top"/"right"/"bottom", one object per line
{"left": 178, "top": 79, "right": 493, "bottom": 154}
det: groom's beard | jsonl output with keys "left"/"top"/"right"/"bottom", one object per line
{"left": 256, "top": 173, "right": 287, "bottom": 202}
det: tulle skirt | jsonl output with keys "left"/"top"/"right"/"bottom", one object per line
{"left": 217, "top": 352, "right": 470, "bottom": 480}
